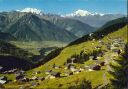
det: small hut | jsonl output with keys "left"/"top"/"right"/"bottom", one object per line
{"left": 7, "top": 69, "right": 18, "bottom": 74}
{"left": 89, "top": 64, "right": 101, "bottom": 70}
{"left": 95, "top": 60, "right": 105, "bottom": 66}
{"left": 31, "top": 76, "right": 38, "bottom": 80}
{"left": 0, "top": 76, "right": 8, "bottom": 84}
{"left": 74, "top": 69, "right": 81, "bottom": 74}
{"left": 45, "top": 70, "right": 52, "bottom": 75}
{"left": 50, "top": 71, "right": 61, "bottom": 78}
{"left": 67, "top": 58, "right": 77, "bottom": 64}
{"left": 15, "top": 73, "right": 24, "bottom": 80}
{"left": 35, "top": 71, "right": 41, "bottom": 74}
{"left": 64, "top": 71, "right": 73, "bottom": 76}
{"left": 112, "top": 49, "right": 121, "bottom": 54}
{"left": 38, "top": 77, "right": 45, "bottom": 81}
{"left": 20, "top": 77, "right": 30, "bottom": 82}
{"left": 0, "top": 76, "right": 7, "bottom": 81}
{"left": 65, "top": 63, "right": 74, "bottom": 69}
{"left": 52, "top": 64, "right": 60, "bottom": 69}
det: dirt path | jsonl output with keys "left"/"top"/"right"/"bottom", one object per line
{"left": 98, "top": 51, "right": 118, "bottom": 88}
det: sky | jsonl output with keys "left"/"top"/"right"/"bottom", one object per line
{"left": 0, "top": 0, "right": 127, "bottom": 15}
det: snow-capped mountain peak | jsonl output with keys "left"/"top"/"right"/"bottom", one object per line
{"left": 20, "top": 8, "right": 43, "bottom": 15}
{"left": 93, "top": 12, "right": 104, "bottom": 16}
{"left": 65, "top": 9, "right": 104, "bottom": 17}
{"left": 75, "top": 9, "right": 92, "bottom": 16}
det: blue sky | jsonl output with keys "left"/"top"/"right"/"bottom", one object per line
{"left": 0, "top": 0, "right": 127, "bottom": 14}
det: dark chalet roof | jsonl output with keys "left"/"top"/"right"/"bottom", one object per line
{"left": 50, "top": 71, "right": 61, "bottom": 77}
{"left": 89, "top": 64, "right": 101, "bottom": 70}
{"left": 0, "top": 76, "right": 7, "bottom": 81}
{"left": 45, "top": 70, "right": 52, "bottom": 73}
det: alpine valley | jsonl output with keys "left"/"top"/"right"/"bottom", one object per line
{"left": 0, "top": 8, "right": 127, "bottom": 89}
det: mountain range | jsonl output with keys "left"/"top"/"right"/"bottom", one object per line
{"left": 19, "top": 8, "right": 125, "bottom": 28}
{"left": 0, "top": 11, "right": 77, "bottom": 42}
{"left": 0, "top": 8, "right": 125, "bottom": 42}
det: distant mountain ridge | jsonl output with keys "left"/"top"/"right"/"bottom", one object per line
{"left": 16, "top": 8, "right": 125, "bottom": 28}
{"left": 64, "top": 9, "right": 125, "bottom": 27}
{"left": 40, "top": 14, "right": 96, "bottom": 37}
{"left": 64, "top": 9, "right": 104, "bottom": 17}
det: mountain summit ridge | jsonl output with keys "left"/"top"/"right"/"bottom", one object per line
{"left": 18, "top": 7, "right": 43, "bottom": 15}
{"left": 64, "top": 9, "right": 105, "bottom": 17}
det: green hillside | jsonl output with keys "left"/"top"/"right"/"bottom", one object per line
{"left": 2, "top": 18, "right": 127, "bottom": 89}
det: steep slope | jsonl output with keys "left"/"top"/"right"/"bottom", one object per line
{"left": 2, "top": 13, "right": 77, "bottom": 42}
{"left": 41, "top": 14, "right": 96, "bottom": 37}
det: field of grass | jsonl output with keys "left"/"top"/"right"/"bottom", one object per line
{"left": 10, "top": 41, "right": 67, "bottom": 55}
